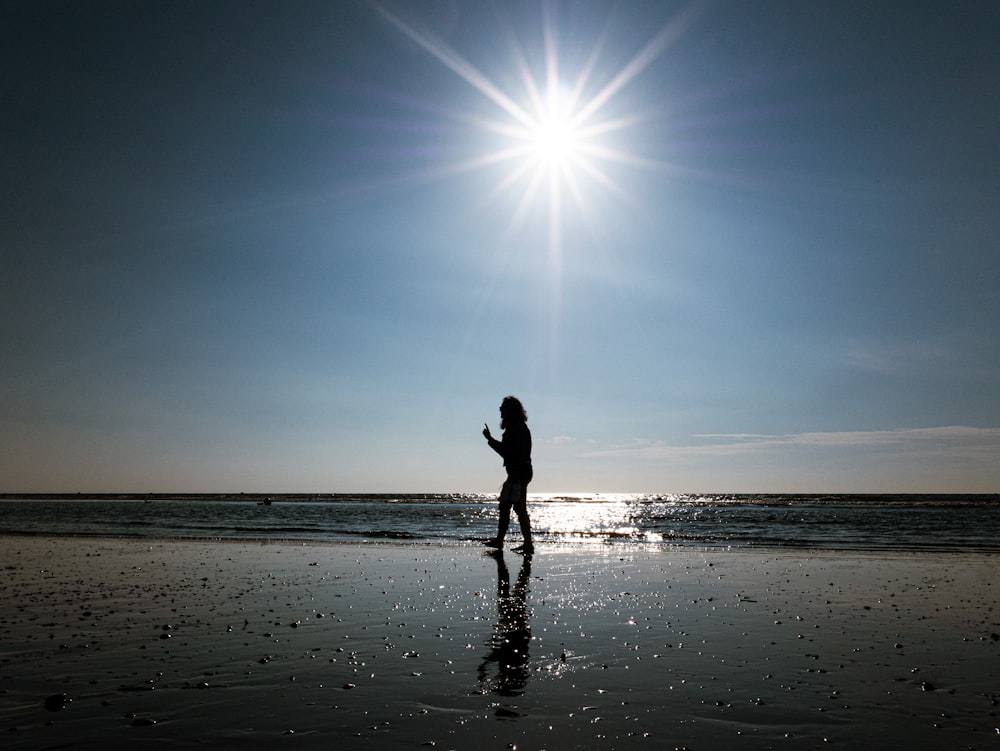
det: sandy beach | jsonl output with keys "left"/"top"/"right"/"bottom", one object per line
{"left": 1, "top": 537, "right": 997, "bottom": 750}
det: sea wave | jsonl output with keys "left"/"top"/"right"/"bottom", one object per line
{"left": 1, "top": 494, "right": 998, "bottom": 552}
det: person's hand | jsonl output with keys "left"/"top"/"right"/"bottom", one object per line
{"left": 483, "top": 423, "right": 492, "bottom": 440}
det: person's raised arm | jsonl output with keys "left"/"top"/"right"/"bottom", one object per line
{"left": 483, "top": 423, "right": 503, "bottom": 455}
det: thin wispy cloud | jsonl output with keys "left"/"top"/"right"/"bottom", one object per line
{"left": 548, "top": 435, "right": 577, "bottom": 445}
{"left": 843, "top": 336, "right": 998, "bottom": 380}
{"left": 844, "top": 339, "right": 953, "bottom": 376}
{"left": 587, "top": 426, "right": 1000, "bottom": 459}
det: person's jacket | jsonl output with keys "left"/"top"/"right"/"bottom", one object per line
{"left": 488, "top": 422, "right": 533, "bottom": 484}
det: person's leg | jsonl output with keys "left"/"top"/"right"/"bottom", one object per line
{"left": 512, "top": 483, "right": 532, "bottom": 552}
{"left": 488, "top": 480, "right": 514, "bottom": 548}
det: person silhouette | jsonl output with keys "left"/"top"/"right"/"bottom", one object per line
{"left": 478, "top": 551, "right": 532, "bottom": 698}
{"left": 482, "top": 395, "right": 533, "bottom": 554}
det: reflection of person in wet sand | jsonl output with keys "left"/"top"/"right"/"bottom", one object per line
{"left": 478, "top": 552, "right": 532, "bottom": 697}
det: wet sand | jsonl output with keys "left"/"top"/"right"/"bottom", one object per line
{"left": 1, "top": 537, "right": 997, "bottom": 750}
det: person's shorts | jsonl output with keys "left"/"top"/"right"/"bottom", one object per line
{"left": 499, "top": 479, "right": 525, "bottom": 506}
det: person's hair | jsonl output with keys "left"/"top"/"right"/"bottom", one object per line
{"left": 500, "top": 395, "right": 527, "bottom": 425}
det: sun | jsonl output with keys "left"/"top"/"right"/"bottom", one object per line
{"left": 530, "top": 114, "right": 580, "bottom": 167}
{"left": 368, "top": 0, "right": 699, "bottom": 370}
{"left": 369, "top": 0, "right": 701, "bottom": 276}
{"left": 370, "top": 1, "right": 692, "bottom": 205}
{"left": 523, "top": 87, "right": 583, "bottom": 170}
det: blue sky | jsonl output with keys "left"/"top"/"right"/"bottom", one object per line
{"left": 2, "top": 1, "right": 998, "bottom": 493}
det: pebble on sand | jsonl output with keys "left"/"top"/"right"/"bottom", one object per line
{"left": 43, "top": 693, "right": 69, "bottom": 712}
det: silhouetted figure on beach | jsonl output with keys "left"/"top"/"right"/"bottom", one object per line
{"left": 482, "top": 395, "right": 533, "bottom": 554}
{"left": 478, "top": 551, "right": 532, "bottom": 698}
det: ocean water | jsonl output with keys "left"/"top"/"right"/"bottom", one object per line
{"left": 1, "top": 493, "right": 998, "bottom": 552}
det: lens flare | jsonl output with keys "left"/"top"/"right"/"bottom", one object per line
{"left": 369, "top": 1, "right": 702, "bottom": 375}
{"left": 370, "top": 1, "right": 700, "bottom": 224}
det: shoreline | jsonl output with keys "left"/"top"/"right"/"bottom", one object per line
{"left": 2, "top": 530, "right": 998, "bottom": 556}
{"left": 2, "top": 537, "right": 997, "bottom": 749}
